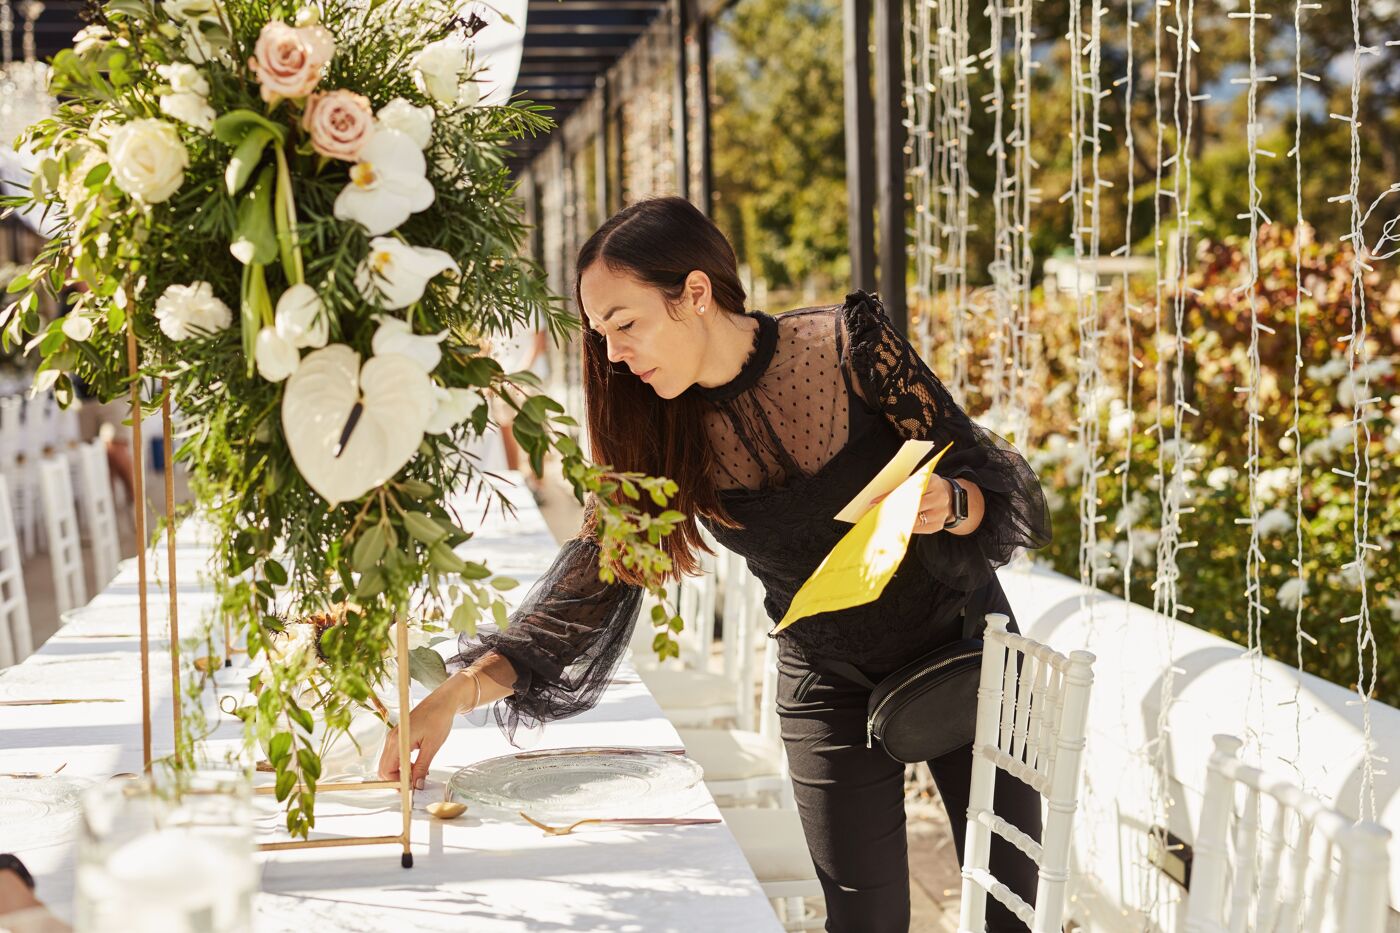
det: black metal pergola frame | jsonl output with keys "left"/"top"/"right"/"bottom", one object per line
{"left": 511, "top": 0, "right": 908, "bottom": 333}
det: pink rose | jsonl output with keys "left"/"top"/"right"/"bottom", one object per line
{"left": 302, "top": 89, "right": 374, "bottom": 161}
{"left": 248, "top": 20, "right": 335, "bottom": 103}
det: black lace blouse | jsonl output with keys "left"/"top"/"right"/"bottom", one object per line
{"left": 450, "top": 289, "right": 1052, "bottom": 742}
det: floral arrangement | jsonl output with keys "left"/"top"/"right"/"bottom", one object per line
{"left": 1, "top": 0, "right": 687, "bottom": 837}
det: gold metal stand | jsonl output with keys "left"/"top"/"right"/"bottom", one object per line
{"left": 161, "top": 385, "right": 182, "bottom": 764}
{"left": 253, "top": 619, "right": 416, "bottom": 868}
{"left": 126, "top": 326, "right": 152, "bottom": 773}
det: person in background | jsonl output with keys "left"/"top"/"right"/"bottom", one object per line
{"left": 489, "top": 321, "right": 550, "bottom": 497}
{"left": 0, "top": 855, "right": 69, "bottom": 933}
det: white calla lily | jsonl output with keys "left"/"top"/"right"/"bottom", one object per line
{"left": 425, "top": 385, "right": 483, "bottom": 434}
{"left": 274, "top": 284, "right": 328, "bottom": 349}
{"left": 255, "top": 326, "right": 301, "bottom": 382}
{"left": 332, "top": 129, "right": 435, "bottom": 236}
{"left": 354, "top": 237, "right": 459, "bottom": 309}
{"left": 370, "top": 315, "right": 448, "bottom": 374}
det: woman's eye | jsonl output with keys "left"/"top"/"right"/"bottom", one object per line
{"left": 617, "top": 322, "right": 634, "bottom": 333}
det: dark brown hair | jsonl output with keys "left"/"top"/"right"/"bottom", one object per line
{"left": 574, "top": 196, "right": 747, "bottom": 585}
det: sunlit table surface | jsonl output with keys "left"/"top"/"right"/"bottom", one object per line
{"left": 1, "top": 473, "right": 780, "bottom": 932}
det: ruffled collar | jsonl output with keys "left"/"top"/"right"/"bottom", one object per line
{"left": 691, "top": 309, "right": 778, "bottom": 404}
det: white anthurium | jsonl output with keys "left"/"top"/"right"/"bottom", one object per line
{"left": 281, "top": 344, "right": 435, "bottom": 506}
{"left": 332, "top": 129, "right": 435, "bottom": 236}
{"left": 425, "top": 385, "right": 483, "bottom": 434}
{"left": 375, "top": 98, "right": 434, "bottom": 150}
{"left": 255, "top": 326, "right": 301, "bottom": 382}
{"left": 61, "top": 315, "right": 95, "bottom": 342}
{"left": 274, "top": 284, "right": 328, "bottom": 349}
{"left": 370, "top": 314, "right": 447, "bottom": 374}
{"left": 354, "top": 237, "right": 459, "bottom": 309}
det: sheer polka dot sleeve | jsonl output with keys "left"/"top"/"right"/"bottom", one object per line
{"left": 840, "top": 289, "right": 1053, "bottom": 592}
{"left": 447, "top": 497, "right": 643, "bottom": 745}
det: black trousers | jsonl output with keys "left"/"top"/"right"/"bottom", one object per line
{"left": 775, "top": 589, "right": 1042, "bottom": 932}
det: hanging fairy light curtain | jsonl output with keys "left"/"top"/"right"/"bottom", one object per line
{"left": 900, "top": 0, "right": 1393, "bottom": 922}
{"left": 616, "top": 7, "right": 679, "bottom": 202}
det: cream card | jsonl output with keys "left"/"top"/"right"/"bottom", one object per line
{"left": 833, "top": 438, "right": 936, "bottom": 523}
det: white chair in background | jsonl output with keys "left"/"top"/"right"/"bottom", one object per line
{"left": 959, "top": 613, "right": 1096, "bottom": 933}
{"left": 1, "top": 395, "right": 42, "bottom": 557}
{"left": 0, "top": 474, "right": 33, "bottom": 666}
{"left": 38, "top": 455, "right": 88, "bottom": 616}
{"left": 77, "top": 440, "right": 121, "bottom": 591}
{"left": 678, "top": 604, "right": 790, "bottom": 807}
{"left": 720, "top": 805, "right": 825, "bottom": 931}
{"left": 1185, "top": 734, "right": 1392, "bottom": 933}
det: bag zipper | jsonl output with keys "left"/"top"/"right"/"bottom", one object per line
{"left": 866, "top": 651, "right": 981, "bottom": 749}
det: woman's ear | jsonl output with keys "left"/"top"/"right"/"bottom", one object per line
{"left": 684, "top": 270, "right": 712, "bottom": 312}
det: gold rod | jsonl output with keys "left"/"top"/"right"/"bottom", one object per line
{"left": 258, "top": 834, "right": 402, "bottom": 852}
{"left": 253, "top": 780, "right": 403, "bottom": 795}
{"left": 126, "top": 325, "right": 151, "bottom": 773}
{"left": 397, "top": 616, "right": 413, "bottom": 866}
{"left": 161, "top": 383, "right": 181, "bottom": 765}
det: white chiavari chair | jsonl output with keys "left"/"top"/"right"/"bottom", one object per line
{"left": 77, "top": 439, "right": 122, "bottom": 591}
{"left": 1184, "top": 734, "right": 1392, "bottom": 933}
{"left": 0, "top": 474, "right": 33, "bottom": 666}
{"left": 959, "top": 613, "right": 1096, "bottom": 933}
{"left": 38, "top": 455, "right": 88, "bottom": 616}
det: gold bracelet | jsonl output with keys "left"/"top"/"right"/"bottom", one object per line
{"left": 456, "top": 670, "right": 482, "bottom": 715}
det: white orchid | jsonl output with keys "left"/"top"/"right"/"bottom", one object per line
{"left": 375, "top": 98, "right": 434, "bottom": 150}
{"left": 354, "top": 237, "right": 459, "bottom": 310}
{"left": 332, "top": 130, "right": 435, "bottom": 235}
{"left": 255, "top": 326, "right": 300, "bottom": 382}
{"left": 425, "top": 385, "right": 483, "bottom": 434}
{"left": 371, "top": 315, "right": 447, "bottom": 374}
{"left": 274, "top": 284, "right": 328, "bottom": 349}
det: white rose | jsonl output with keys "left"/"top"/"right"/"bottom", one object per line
{"left": 411, "top": 36, "right": 467, "bottom": 104}
{"left": 107, "top": 118, "right": 188, "bottom": 203}
{"left": 274, "top": 284, "right": 328, "bottom": 349}
{"left": 155, "top": 62, "right": 209, "bottom": 96}
{"left": 61, "top": 315, "right": 95, "bottom": 342}
{"left": 159, "top": 91, "right": 216, "bottom": 131}
{"left": 375, "top": 98, "right": 435, "bottom": 150}
{"left": 425, "top": 385, "right": 483, "bottom": 434}
{"left": 255, "top": 326, "right": 300, "bottom": 382}
{"left": 57, "top": 145, "right": 107, "bottom": 217}
{"left": 370, "top": 314, "right": 447, "bottom": 374}
{"left": 154, "top": 281, "right": 232, "bottom": 341}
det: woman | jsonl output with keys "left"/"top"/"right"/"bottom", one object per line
{"left": 380, "top": 196, "right": 1052, "bottom": 932}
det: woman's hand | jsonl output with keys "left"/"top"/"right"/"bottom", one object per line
{"left": 871, "top": 475, "right": 984, "bottom": 535}
{"left": 377, "top": 670, "right": 480, "bottom": 789}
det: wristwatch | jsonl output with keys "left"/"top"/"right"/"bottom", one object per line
{"left": 0, "top": 853, "right": 35, "bottom": 891}
{"left": 943, "top": 478, "right": 968, "bottom": 530}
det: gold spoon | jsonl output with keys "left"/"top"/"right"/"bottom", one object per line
{"left": 426, "top": 782, "right": 467, "bottom": 820}
{"left": 518, "top": 811, "right": 722, "bottom": 836}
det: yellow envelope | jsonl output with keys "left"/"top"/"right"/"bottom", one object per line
{"left": 774, "top": 441, "right": 953, "bottom": 633}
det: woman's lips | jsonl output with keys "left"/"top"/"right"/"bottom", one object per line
{"left": 638, "top": 367, "right": 658, "bottom": 383}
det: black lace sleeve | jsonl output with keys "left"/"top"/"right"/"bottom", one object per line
{"left": 446, "top": 498, "right": 644, "bottom": 744}
{"left": 840, "top": 289, "right": 1052, "bottom": 592}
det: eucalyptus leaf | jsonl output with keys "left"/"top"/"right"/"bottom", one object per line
{"left": 408, "top": 646, "right": 449, "bottom": 689}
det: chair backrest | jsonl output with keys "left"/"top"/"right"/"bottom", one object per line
{"left": 77, "top": 440, "right": 121, "bottom": 590}
{"left": 0, "top": 474, "right": 32, "bottom": 666}
{"left": 1185, "top": 734, "right": 1392, "bottom": 933}
{"left": 38, "top": 455, "right": 88, "bottom": 615}
{"left": 960, "top": 613, "right": 1096, "bottom": 933}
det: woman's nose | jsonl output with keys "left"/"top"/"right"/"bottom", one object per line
{"left": 605, "top": 336, "right": 626, "bottom": 364}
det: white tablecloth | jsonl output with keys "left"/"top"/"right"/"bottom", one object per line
{"left": 1, "top": 475, "right": 781, "bottom": 932}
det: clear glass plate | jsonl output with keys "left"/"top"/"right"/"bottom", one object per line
{"left": 0, "top": 776, "right": 91, "bottom": 849}
{"left": 448, "top": 747, "right": 705, "bottom": 820}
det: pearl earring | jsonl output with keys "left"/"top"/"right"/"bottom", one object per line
{"left": 698, "top": 304, "right": 706, "bottom": 315}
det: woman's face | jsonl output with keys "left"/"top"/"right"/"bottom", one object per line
{"left": 579, "top": 262, "right": 710, "bottom": 400}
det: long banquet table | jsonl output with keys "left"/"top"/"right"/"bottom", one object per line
{"left": 0, "top": 475, "right": 782, "bottom": 932}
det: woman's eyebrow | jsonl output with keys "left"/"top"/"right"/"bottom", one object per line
{"left": 587, "top": 306, "right": 627, "bottom": 331}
